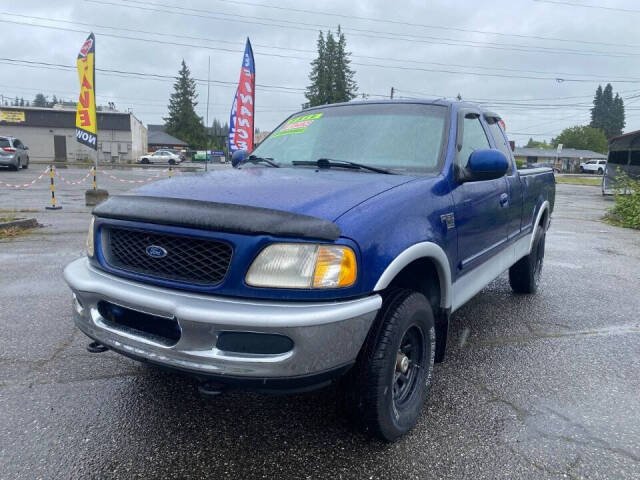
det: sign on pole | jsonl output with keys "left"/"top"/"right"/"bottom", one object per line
{"left": 75, "top": 33, "right": 97, "bottom": 150}
{"left": 228, "top": 38, "right": 255, "bottom": 154}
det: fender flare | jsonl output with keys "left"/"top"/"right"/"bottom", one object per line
{"left": 529, "top": 200, "right": 550, "bottom": 254}
{"left": 373, "top": 242, "right": 452, "bottom": 309}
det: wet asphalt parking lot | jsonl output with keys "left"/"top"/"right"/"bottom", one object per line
{"left": 1, "top": 166, "right": 639, "bottom": 479}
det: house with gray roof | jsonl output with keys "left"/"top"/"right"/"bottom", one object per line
{"left": 514, "top": 147, "right": 606, "bottom": 172}
{"left": 147, "top": 124, "right": 188, "bottom": 151}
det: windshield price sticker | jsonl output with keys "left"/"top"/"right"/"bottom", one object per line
{"left": 273, "top": 113, "right": 323, "bottom": 137}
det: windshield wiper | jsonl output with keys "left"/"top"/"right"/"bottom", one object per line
{"left": 291, "top": 158, "right": 393, "bottom": 174}
{"left": 244, "top": 155, "right": 279, "bottom": 167}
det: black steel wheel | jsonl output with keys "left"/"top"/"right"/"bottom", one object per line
{"left": 343, "top": 289, "right": 435, "bottom": 442}
{"left": 509, "top": 226, "right": 546, "bottom": 294}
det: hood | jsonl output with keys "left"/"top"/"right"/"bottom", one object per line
{"left": 131, "top": 167, "right": 416, "bottom": 222}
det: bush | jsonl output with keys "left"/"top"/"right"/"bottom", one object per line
{"left": 610, "top": 173, "right": 640, "bottom": 229}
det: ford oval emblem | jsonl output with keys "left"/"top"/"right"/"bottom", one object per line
{"left": 145, "top": 245, "right": 167, "bottom": 258}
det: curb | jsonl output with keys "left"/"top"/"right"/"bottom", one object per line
{"left": 0, "top": 217, "right": 39, "bottom": 231}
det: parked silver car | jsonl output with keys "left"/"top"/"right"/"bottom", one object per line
{"left": 139, "top": 150, "right": 182, "bottom": 165}
{"left": 0, "top": 136, "right": 30, "bottom": 170}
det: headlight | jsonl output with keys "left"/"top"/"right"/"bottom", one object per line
{"left": 246, "top": 243, "right": 357, "bottom": 289}
{"left": 86, "top": 216, "right": 95, "bottom": 257}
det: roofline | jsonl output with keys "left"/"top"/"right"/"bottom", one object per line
{"left": 0, "top": 104, "right": 133, "bottom": 116}
{"left": 609, "top": 129, "right": 640, "bottom": 143}
{"left": 298, "top": 98, "right": 497, "bottom": 114}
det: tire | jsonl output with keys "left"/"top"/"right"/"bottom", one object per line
{"left": 141, "top": 158, "right": 149, "bottom": 164}
{"left": 343, "top": 289, "right": 436, "bottom": 442}
{"left": 21, "top": 157, "right": 28, "bottom": 169}
{"left": 598, "top": 168, "right": 603, "bottom": 175}
{"left": 509, "top": 226, "right": 546, "bottom": 294}
{"left": 168, "top": 159, "right": 176, "bottom": 165}
{"left": 580, "top": 167, "right": 584, "bottom": 173}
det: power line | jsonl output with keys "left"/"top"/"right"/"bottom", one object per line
{"left": 7, "top": 11, "right": 638, "bottom": 82}
{"left": 205, "top": 0, "right": 640, "bottom": 50}
{"left": 86, "top": 0, "right": 640, "bottom": 59}
{"left": 8, "top": 19, "right": 640, "bottom": 85}
{"left": 0, "top": 58, "right": 306, "bottom": 93}
{"left": 533, "top": 0, "right": 640, "bottom": 13}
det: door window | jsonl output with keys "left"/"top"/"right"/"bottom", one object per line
{"left": 456, "top": 116, "right": 490, "bottom": 169}
{"left": 13, "top": 139, "right": 23, "bottom": 149}
{"left": 486, "top": 119, "right": 514, "bottom": 174}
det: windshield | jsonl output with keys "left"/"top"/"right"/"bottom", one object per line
{"left": 252, "top": 103, "right": 448, "bottom": 174}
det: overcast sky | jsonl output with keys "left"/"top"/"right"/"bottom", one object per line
{"left": 2, "top": 0, "right": 640, "bottom": 144}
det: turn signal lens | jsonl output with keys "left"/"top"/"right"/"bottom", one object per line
{"left": 313, "top": 245, "right": 357, "bottom": 288}
{"left": 86, "top": 216, "right": 95, "bottom": 257}
{"left": 246, "top": 243, "right": 357, "bottom": 289}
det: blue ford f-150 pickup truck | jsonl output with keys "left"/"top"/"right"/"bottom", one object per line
{"left": 64, "top": 100, "right": 555, "bottom": 441}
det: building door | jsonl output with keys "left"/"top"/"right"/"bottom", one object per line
{"left": 54, "top": 135, "right": 67, "bottom": 161}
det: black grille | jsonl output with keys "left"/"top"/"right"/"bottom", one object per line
{"left": 103, "top": 227, "right": 232, "bottom": 286}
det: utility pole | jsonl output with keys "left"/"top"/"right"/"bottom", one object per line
{"left": 390, "top": 87, "right": 394, "bottom": 100}
{"left": 205, "top": 55, "right": 211, "bottom": 172}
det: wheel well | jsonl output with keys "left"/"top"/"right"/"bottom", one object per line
{"left": 386, "top": 258, "right": 441, "bottom": 312}
{"left": 384, "top": 257, "right": 449, "bottom": 362}
{"left": 538, "top": 207, "right": 549, "bottom": 230}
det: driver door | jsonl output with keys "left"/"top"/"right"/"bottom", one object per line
{"left": 451, "top": 112, "right": 510, "bottom": 275}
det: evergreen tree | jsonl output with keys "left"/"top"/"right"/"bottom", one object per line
{"left": 590, "top": 83, "right": 625, "bottom": 138}
{"left": 305, "top": 31, "right": 329, "bottom": 107}
{"left": 164, "top": 60, "right": 207, "bottom": 148}
{"left": 13, "top": 96, "right": 19, "bottom": 106}
{"left": 33, "top": 93, "right": 48, "bottom": 107}
{"left": 611, "top": 93, "right": 626, "bottom": 138}
{"left": 305, "top": 26, "right": 357, "bottom": 107}
{"left": 19, "top": 97, "right": 24, "bottom": 107}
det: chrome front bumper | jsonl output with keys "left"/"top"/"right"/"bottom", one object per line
{"left": 63, "top": 258, "right": 381, "bottom": 379}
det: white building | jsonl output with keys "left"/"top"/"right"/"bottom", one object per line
{"left": 0, "top": 105, "right": 147, "bottom": 163}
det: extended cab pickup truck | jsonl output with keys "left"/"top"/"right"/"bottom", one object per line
{"left": 64, "top": 100, "right": 555, "bottom": 441}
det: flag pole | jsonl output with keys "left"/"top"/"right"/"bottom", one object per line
{"left": 205, "top": 55, "right": 210, "bottom": 172}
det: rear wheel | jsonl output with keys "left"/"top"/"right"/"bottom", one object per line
{"left": 141, "top": 158, "right": 149, "bottom": 164}
{"left": 168, "top": 159, "right": 176, "bottom": 165}
{"left": 598, "top": 168, "right": 603, "bottom": 175}
{"left": 509, "top": 226, "right": 545, "bottom": 294}
{"left": 343, "top": 290, "right": 435, "bottom": 442}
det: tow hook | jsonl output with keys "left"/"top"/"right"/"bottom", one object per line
{"left": 86, "top": 341, "right": 109, "bottom": 353}
{"left": 198, "top": 381, "right": 226, "bottom": 397}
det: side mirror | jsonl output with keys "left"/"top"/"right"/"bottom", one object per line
{"left": 231, "top": 149, "right": 248, "bottom": 168}
{"left": 460, "top": 149, "right": 509, "bottom": 182}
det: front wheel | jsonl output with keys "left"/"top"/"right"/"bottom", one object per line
{"left": 509, "top": 226, "right": 545, "bottom": 294}
{"left": 598, "top": 168, "right": 603, "bottom": 175}
{"left": 140, "top": 158, "right": 149, "bottom": 164}
{"left": 168, "top": 159, "right": 176, "bottom": 165}
{"left": 345, "top": 290, "right": 435, "bottom": 442}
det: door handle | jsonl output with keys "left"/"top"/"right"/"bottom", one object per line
{"left": 499, "top": 193, "right": 509, "bottom": 207}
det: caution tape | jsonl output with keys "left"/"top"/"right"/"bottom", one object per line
{"left": 0, "top": 167, "right": 50, "bottom": 188}
{"left": 54, "top": 169, "right": 93, "bottom": 185}
{"left": 98, "top": 168, "right": 169, "bottom": 184}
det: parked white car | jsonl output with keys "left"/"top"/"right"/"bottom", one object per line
{"left": 580, "top": 159, "right": 606, "bottom": 174}
{"left": 139, "top": 150, "right": 181, "bottom": 165}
